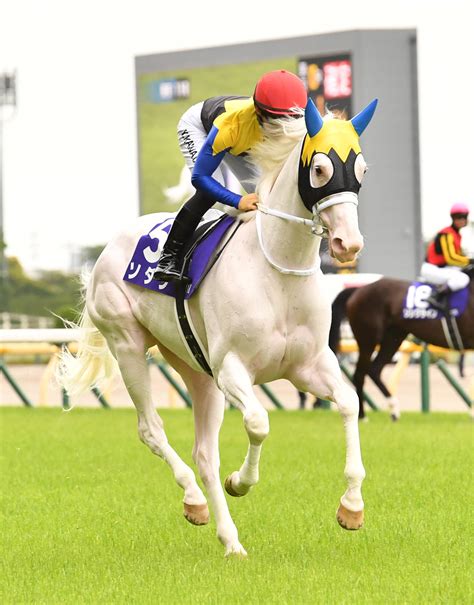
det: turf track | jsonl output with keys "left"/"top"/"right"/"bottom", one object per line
{"left": 1, "top": 408, "right": 472, "bottom": 604}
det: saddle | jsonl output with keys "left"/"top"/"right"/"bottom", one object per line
{"left": 402, "top": 280, "right": 470, "bottom": 351}
{"left": 403, "top": 281, "right": 469, "bottom": 321}
{"left": 123, "top": 212, "right": 239, "bottom": 299}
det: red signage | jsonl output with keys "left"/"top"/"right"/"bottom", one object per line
{"left": 298, "top": 54, "right": 353, "bottom": 119}
{"left": 323, "top": 60, "right": 352, "bottom": 99}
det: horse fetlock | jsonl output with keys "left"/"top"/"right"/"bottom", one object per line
{"left": 239, "top": 466, "right": 259, "bottom": 487}
{"left": 388, "top": 396, "right": 401, "bottom": 420}
{"left": 217, "top": 524, "right": 245, "bottom": 557}
{"left": 243, "top": 410, "right": 269, "bottom": 444}
{"left": 225, "top": 542, "right": 248, "bottom": 558}
{"left": 341, "top": 485, "right": 364, "bottom": 513}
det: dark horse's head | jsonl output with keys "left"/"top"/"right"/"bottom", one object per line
{"left": 298, "top": 98, "right": 377, "bottom": 263}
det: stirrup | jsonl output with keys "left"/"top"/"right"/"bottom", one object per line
{"left": 153, "top": 261, "right": 190, "bottom": 284}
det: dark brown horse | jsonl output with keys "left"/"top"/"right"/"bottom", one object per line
{"left": 329, "top": 268, "right": 474, "bottom": 420}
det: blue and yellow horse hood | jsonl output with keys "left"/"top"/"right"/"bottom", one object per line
{"left": 298, "top": 98, "right": 378, "bottom": 211}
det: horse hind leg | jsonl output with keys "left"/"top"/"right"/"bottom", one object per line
{"left": 105, "top": 325, "right": 208, "bottom": 519}
{"left": 158, "top": 345, "right": 247, "bottom": 556}
{"left": 369, "top": 328, "right": 406, "bottom": 421}
{"left": 352, "top": 341, "right": 378, "bottom": 421}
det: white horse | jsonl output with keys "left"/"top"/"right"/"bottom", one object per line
{"left": 59, "top": 98, "right": 377, "bottom": 557}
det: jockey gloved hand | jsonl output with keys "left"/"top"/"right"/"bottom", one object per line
{"left": 238, "top": 193, "right": 259, "bottom": 211}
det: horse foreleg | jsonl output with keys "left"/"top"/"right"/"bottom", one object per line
{"left": 292, "top": 347, "right": 365, "bottom": 530}
{"left": 217, "top": 353, "right": 269, "bottom": 499}
{"left": 110, "top": 331, "right": 208, "bottom": 517}
{"left": 158, "top": 345, "right": 246, "bottom": 557}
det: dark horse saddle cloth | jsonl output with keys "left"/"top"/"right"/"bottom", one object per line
{"left": 402, "top": 279, "right": 471, "bottom": 351}
{"left": 402, "top": 281, "right": 469, "bottom": 320}
{"left": 123, "top": 212, "right": 238, "bottom": 299}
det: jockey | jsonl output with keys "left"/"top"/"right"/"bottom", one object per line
{"left": 421, "top": 202, "right": 473, "bottom": 311}
{"left": 153, "top": 69, "right": 308, "bottom": 282}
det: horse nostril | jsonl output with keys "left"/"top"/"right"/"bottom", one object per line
{"left": 331, "top": 236, "right": 363, "bottom": 262}
{"left": 332, "top": 238, "right": 347, "bottom": 253}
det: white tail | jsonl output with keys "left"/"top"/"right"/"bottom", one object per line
{"left": 56, "top": 274, "right": 118, "bottom": 397}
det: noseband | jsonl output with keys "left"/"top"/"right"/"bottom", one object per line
{"left": 256, "top": 193, "right": 359, "bottom": 276}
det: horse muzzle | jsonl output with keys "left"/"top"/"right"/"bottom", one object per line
{"left": 317, "top": 195, "right": 364, "bottom": 263}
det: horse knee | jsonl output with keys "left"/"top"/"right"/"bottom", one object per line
{"left": 335, "top": 386, "right": 359, "bottom": 417}
{"left": 244, "top": 408, "right": 269, "bottom": 444}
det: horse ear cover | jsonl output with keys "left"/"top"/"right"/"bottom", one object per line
{"left": 305, "top": 98, "right": 324, "bottom": 137}
{"left": 350, "top": 99, "right": 378, "bottom": 136}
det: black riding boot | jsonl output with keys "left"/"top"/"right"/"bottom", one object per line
{"left": 153, "top": 193, "right": 213, "bottom": 282}
{"left": 426, "top": 285, "right": 451, "bottom": 313}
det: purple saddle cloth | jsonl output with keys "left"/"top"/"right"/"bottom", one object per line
{"left": 123, "top": 213, "right": 236, "bottom": 299}
{"left": 402, "top": 281, "right": 469, "bottom": 320}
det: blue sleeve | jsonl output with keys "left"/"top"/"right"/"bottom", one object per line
{"left": 191, "top": 126, "right": 241, "bottom": 208}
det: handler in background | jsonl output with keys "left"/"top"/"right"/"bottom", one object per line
{"left": 421, "top": 202, "right": 472, "bottom": 311}
{"left": 153, "top": 69, "right": 308, "bottom": 283}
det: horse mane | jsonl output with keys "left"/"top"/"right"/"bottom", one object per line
{"left": 249, "top": 108, "right": 335, "bottom": 195}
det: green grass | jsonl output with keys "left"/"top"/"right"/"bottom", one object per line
{"left": 1, "top": 409, "right": 473, "bottom": 604}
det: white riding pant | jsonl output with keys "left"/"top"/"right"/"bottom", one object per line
{"left": 420, "top": 262, "right": 469, "bottom": 291}
{"left": 176, "top": 102, "right": 260, "bottom": 196}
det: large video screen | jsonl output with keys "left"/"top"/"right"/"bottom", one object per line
{"left": 298, "top": 54, "right": 353, "bottom": 119}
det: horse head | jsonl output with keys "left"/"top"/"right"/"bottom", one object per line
{"left": 298, "top": 98, "right": 378, "bottom": 263}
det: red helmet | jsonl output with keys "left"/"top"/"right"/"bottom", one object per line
{"left": 254, "top": 70, "right": 307, "bottom": 116}
{"left": 450, "top": 202, "right": 470, "bottom": 216}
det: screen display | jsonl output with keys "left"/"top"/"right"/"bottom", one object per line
{"left": 298, "top": 54, "right": 353, "bottom": 119}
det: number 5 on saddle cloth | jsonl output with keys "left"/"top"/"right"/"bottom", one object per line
{"left": 123, "top": 211, "right": 241, "bottom": 374}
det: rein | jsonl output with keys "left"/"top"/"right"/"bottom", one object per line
{"left": 256, "top": 193, "right": 359, "bottom": 277}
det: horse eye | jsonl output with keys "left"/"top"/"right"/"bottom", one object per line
{"left": 310, "top": 153, "right": 333, "bottom": 188}
{"left": 354, "top": 154, "right": 367, "bottom": 183}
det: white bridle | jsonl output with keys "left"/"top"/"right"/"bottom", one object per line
{"left": 256, "top": 192, "right": 359, "bottom": 276}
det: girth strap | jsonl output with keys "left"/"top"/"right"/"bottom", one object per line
{"left": 173, "top": 219, "right": 243, "bottom": 376}
{"left": 441, "top": 315, "right": 465, "bottom": 352}
{"left": 175, "top": 281, "right": 213, "bottom": 376}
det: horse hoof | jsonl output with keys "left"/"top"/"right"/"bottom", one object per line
{"left": 224, "top": 472, "right": 249, "bottom": 497}
{"left": 183, "top": 502, "right": 210, "bottom": 525}
{"left": 336, "top": 503, "right": 364, "bottom": 530}
{"left": 225, "top": 543, "right": 248, "bottom": 558}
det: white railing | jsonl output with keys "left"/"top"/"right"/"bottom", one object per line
{"left": 0, "top": 313, "right": 55, "bottom": 329}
